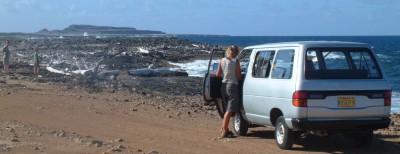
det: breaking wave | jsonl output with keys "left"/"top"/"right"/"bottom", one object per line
{"left": 169, "top": 60, "right": 212, "bottom": 77}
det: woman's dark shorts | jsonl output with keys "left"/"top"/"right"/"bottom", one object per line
{"left": 221, "top": 83, "right": 239, "bottom": 113}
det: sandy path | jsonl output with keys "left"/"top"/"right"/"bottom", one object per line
{"left": 0, "top": 80, "right": 399, "bottom": 153}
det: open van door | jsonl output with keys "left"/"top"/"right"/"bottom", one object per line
{"left": 203, "top": 48, "right": 225, "bottom": 118}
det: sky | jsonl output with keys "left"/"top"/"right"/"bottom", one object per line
{"left": 0, "top": 0, "right": 399, "bottom": 36}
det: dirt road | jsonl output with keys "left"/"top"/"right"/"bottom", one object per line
{"left": 1, "top": 80, "right": 399, "bottom": 154}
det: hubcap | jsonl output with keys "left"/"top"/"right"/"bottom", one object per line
{"left": 276, "top": 124, "right": 285, "bottom": 144}
{"left": 234, "top": 114, "right": 240, "bottom": 131}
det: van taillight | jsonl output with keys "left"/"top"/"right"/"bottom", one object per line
{"left": 293, "top": 91, "right": 308, "bottom": 107}
{"left": 384, "top": 90, "right": 391, "bottom": 106}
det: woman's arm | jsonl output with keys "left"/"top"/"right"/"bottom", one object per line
{"left": 236, "top": 60, "right": 242, "bottom": 80}
{"left": 215, "top": 61, "right": 222, "bottom": 77}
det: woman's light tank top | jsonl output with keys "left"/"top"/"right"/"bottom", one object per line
{"left": 221, "top": 57, "right": 238, "bottom": 85}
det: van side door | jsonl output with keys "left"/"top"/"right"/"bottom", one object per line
{"left": 242, "top": 48, "right": 298, "bottom": 125}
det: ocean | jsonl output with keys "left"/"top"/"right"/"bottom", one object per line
{"left": 175, "top": 36, "right": 400, "bottom": 114}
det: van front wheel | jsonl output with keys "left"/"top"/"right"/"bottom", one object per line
{"left": 233, "top": 112, "right": 249, "bottom": 136}
{"left": 275, "top": 116, "right": 294, "bottom": 149}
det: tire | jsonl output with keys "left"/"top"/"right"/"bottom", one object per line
{"left": 232, "top": 111, "right": 249, "bottom": 136}
{"left": 275, "top": 116, "right": 294, "bottom": 149}
{"left": 353, "top": 130, "right": 373, "bottom": 147}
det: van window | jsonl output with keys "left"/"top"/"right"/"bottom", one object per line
{"left": 305, "top": 48, "right": 382, "bottom": 79}
{"left": 238, "top": 49, "right": 253, "bottom": 73}
{"left": 271, "top": 49, "right": 294, "bottom": 79}
{"left": 323, "top": 51, "right": 349, "bottom": 69}
{"left": 252, "top": 50, "right": 275, "bottom": 78}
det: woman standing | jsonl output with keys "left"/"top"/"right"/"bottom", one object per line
{"left": 215, "top": 46, "right": 242, "bottom": 138}
{"left": 2, "top": 40, "right": 10, "bottom": 74}
{"left": 33, "top": 48, "right": 40, "bottom": 75}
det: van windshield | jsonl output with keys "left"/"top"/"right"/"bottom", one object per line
{"left": 305, "top": 47, "right": 382, "bottom": 79}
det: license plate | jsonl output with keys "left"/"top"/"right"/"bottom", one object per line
{"left": 337, "top": 97, "right": 356, "bottom": 107}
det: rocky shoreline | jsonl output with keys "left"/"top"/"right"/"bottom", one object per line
{"left": 1, "top": 37, "right": 211, "bottom": 89}
{"left": 0, "top": 36, "right": 216, "bottom": 109}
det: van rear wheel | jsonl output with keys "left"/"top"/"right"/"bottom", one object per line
{"left": 352, "top": 130, "right": 373, "bottom": 147}
{"left": 275, "top": 116, "right": 294, "bottom": 149}
{"left": 233, "top": 112, "right": 249, "bottom": 136}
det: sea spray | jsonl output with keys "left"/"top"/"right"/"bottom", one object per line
{"left": 169, "top": 60, "right": 218, "bottom": 77}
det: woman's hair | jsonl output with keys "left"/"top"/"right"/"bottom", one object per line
{"left": 226, "top": 46, "right": 239, "bottom": 58}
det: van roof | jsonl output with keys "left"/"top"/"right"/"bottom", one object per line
{"left": 243, "top": 41, "right": 371, "bottom": 49}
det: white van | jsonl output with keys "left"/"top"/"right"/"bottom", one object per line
{"left": 203, "top": 41, "right": 391, "bottom": 149}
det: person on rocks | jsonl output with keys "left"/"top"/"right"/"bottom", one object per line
{"left": 215, "top": 45, "right": 242, "bottom": 138}
{"left": 2, "top": 40, "right": 10, "bottom": 74}
{"left": 32, "top": 48, "right": 40, "bottom": 75}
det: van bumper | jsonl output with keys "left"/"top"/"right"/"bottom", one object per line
{"left": 291, "top": 117, "right": 391, "bottom": 130}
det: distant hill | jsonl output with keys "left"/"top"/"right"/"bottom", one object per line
{"left": 36, "top": 24, "right": 166, "bottom": 36}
